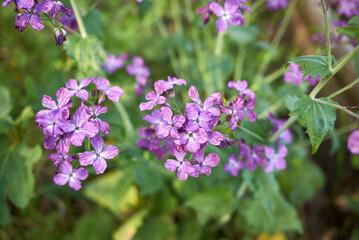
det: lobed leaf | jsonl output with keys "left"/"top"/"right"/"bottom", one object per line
{"left": 288, "top": 55, "right": 335, "bottom": 79}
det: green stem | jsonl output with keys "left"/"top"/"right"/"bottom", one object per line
{"left": 251, "top": 67, "right": 286, "bottom": 91}
{"left": 320, "top": 0, "right": 332, "bottom": 71}
{"left": 70, "top": 0, "right": 88, "bottom": 39}
{"left": 313, "top": 97, "right": 359, "bottom": 120}
{"left": 214, "top": 31, "right": 225, "bottom": 57}
{"left": 238, "top": 126, "right": 265, "bottom": 142}
{"left": 309, "top": 44, "right": 359, "bottom": 98}
{"left": 253, "top": 0, "right": 297, "bottom": 84}
{"left": 86, "top": 137, "right": 91, "bottom": 151}
{"left": 114, "top": 102, "right": 135, "bottom": 139}
{"left": 328, "top": 77, "right": 359, "bottom": 99}
{"left": 269, "top": 116, "right": 297, "bottom": 143}
{"left": 234, "top": 45, "right": 246, "bottom": 80}
{"left": 236, "top": 182, "right": 248, "bottom": 199}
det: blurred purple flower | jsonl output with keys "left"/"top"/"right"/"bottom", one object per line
{"left": 266, "top": 0, "right": 288, "bottom": 10}
{"left": 49, "top": 1, "right": 72, "bottom": 18}
{"left": 348, "top": 130, "right": 359, "bottom": 155}
{"left": 268, "top": 113, "right": 292, "bottom": 144}
{"left": 48, "top": 152, "right": 73, "bottom": 168}
{"left": 264, "top": 145, "right": 287, "bottom": 173}
{"left": 209, "top": 0, "right": 245, "bottom": 32}
{"left": 223, "top": 153, "right": 245, "bottom": 177}
{"left": 102, "top": 54, "right": 124, "bottom": 74}
{"left": 126, "top": 57, "right": 150, "bottom": 85}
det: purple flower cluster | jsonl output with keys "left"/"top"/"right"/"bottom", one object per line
{"left": 284, "top": 63, "right": 322, "bottom": 86}
{"left": 333, "top": 0, "right": 359, "bottom": 19}
{"left": 348, "top": 130, "right": 359, "bottom": 155}
{"left": 138, "top": 77, "right": 260, "bottom": 180}
{"left": 197, "top": 0, "right": 248, "bottom": 32}
{"left": 3, "top": 0, "right": 72, "bottom": 46}
{"left": 266, "top": 0, "right": 288, "bottom": 11}
{"left": 223, "top": 141, "right": 288, "bottom": 176}
{"left": 36, "top": 77, "right": 122, "bottom": 190}
{"left": 102, "top": 55, "right": 150, "bottom": 96}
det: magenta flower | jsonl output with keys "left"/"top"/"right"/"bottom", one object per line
{"left": 207, "top": 130, "right": 224, "bottom": 146}
{"left": 264, "top": 145, "right": 287, "bottom": 173}
{"left": 59, "top": 14, "right": 78, "bottom": 32}
{"left": 92, "top": 77, "right": 124, "bottom": 103}
{"left": 185, "top": 105, "right": 213, "bottom": 132}
{"left": 188, "top": 86, "right": 221, "bottom": 117}
{"left": 53, "top": 161, "right": 88, "bottom": 191}
{"left": 238, "top": 98, "right": 257, "bottom": 122}
{"left": 102, "top": 54, "right": 124, "bottom": 74}
{"left": 164, "top": 149, "right": 195, "bottom": 180}
{"left": 60, "top": 107, "right": 98, "bottom": 146}
{"left": 2, "top": 0, "right": 34, "bottom": 9}
{"left": 218, "top": 97, "right": 245, "bottom": 131}
{"left": 305, "top": 75, "right": 322, "bottom": 86}
{"left": 284, "top": 63, "right": 304, "bottom": 86}
{"left": 143, "top": 109, "right": 164, "bottom": 127}
{"left": 139, "top": 81, "right": 166, "bottom": 111}
{"left": 49, "top": 1, "right": 72, "bottom": 18}
{"left": 36, "top": 109, "right": 64, "bottom": 137}
{"left": 190, "top": 150, "right": 220, "bottom": 177}
{"left": 196, "top": 3, "right": 212, "bottom": 25}
{"left": 156, "top": 107, "right": 185, "bottom": 138}
{"left": 43, "top": 132, "right": 72, "bottom": 154}
{"left": 79, "top": 135, "right": 118, "bottom": 174}
{"left": 82, "top": 103, "right": 110, "bottom": 135}
{"left": 159, "top": 76, "right": 187, "bottom": 92}
{"left": 37, "top": 87, "right": 73, "bottom": 119}
{"left": 227, "top": 80, "right": 255, "bottom": 101}
{"left": 66, "top": 78, "right": 91, "bottom": 101}
{"left": 268, "top": 113, "right": 292, "bottom": 144}
{"left": 223, "top": 154, "right": 245, "bottom": 177}
{"left": 48, "top": 152, "right": 73, "bottom": 168}
{"left": 15, "top": 0, "right": 53, "bottom": 32}
{"left": 239, "top": 142, "right": 267, "bottom": 171}
{"left": 126, "top": 57, "right": 150, "bottom": 85}
{"left": 55, "top": 27, "right": 67, "bottom": 46}
{"left": 347, "top": 130, "right": 359, "bottom": 155}
{"left": 176, "top": 126, "right": 208, "bottom": 153}
{"left": 209, "top": 0, "right": 245, "bottom": 32}
{"left": 266, "top": 0, "right": 288, "bottom": 10}
{"left": 336, "top": 0, "right": 359, "bottom": 18}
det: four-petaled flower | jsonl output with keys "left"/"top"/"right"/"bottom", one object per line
{"left": 156, "top": 107, "right": 185, "bottom": 138}
{"left": 264, "top": 145, "right": 287, "bottom": 173}
{"left": 209, "top": 0, "right": 245, "bottom": 32}
{"left": 92, "top": 77, "right": 124, "bottom": 103}
{"left": 66, "top": 78, "right": 92, "bottom": 101}
{"left": 165, "top": 149, "right": 195, "bottom": 180}
{"left": 53, "top": 161, "right": 88, "bottom": 191}
{"left": 190, "top": 150, "right": 220, "bottom": 177}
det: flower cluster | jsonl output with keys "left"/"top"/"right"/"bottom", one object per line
{"left": 284, "top": 63, "right": 322, "bottom": 86}
{"left": 333, "top": 0, "right": 359, "bottom": 19}
{"left": 3, "top": 0, "right": 73, "bottom": 46}
{"left": 197, "top": 0, "right": 248, "bottom": 32}
{"left": 348, "top": 130, "right": 359, "bottom": 155}
{"left": 35, "top": 77, "right": 123, "bottom": 190}
{"left": 102, "top": 54, "right": 150, "bottom": 96}
{"left": 266, "top": 0, "right": 288, "bottom": 11}
{"left": 138, "top": 76, "right": 264, "bottom": 180}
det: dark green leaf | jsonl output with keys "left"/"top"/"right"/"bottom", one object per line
{"left": 336, "top": 15, "right": 359, "bottom": 40}
{"left": 233, "top": 119, "right": 273, "bottom": 145}
{"left": 0, "top": 85, "right": 12, "bottom": 118}
{"left": 288, "top": 55, "right": 335, "bottom": 79}
{"left": 290, "top": 95, "right": 337, "bottom": 154}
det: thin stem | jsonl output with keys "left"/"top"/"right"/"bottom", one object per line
{"left": 251, "top": 67, "right": 286, "bottom": 91}
{"left": 70, "top": 0, "right": 88, "bottom": 39}
{"left": 114, "top": 102, "right": 135, "bottom": 139}
{"left": 328, "top": 77, "right": 359, "bottom": 99}
{"left": 269, "top": 116, "right": 297, "bottom": 143}
{"left": 320, "top": 0, "right": 332, "bottom": 71}
{"left": 214, "top": 31, "right": 225, "bottom": 57}
{"left": 234, "top": 45, "right": 246, "bottom": 80}
{"left": 309, "top": 44, "right": 359, "bottom": 98}
{"left": 238, "top": 126, "right": 265, "bottom": 142}
{"left": 236, "top": 182, "right": 248, "bottom": 199}
{"left": 253, "top": 0, "right": 298, "bottom": 84}
{"left": 313, "top": 97, "right": 359, "bottom": 120}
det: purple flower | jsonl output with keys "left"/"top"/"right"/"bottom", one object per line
{"left": 43, "top": 132, "right": 72, "bottom": 154}
{"left": 185, "top": 105, "right": 213, "bottom": 132}
{"left": 190, "top": 150, "right": 220, "bottom": 177}
{"left": 227, "top": 80, "right": 255, "bottom": 101}
{"left": 188, "top": 86, "right": 221, "bottom": 117}
{"left": 83, "top": 104, "right": 110, "bottom": 135}
{"left": 223, "top": 154, "right": 245, "bottom": 177}
{"left": 156, "top": 107, "right": 185, "bottom": 138}
{"left": 176, "top": 127, "right": 208, "bottom": 153}
{"left": 53, "top": 161, "right": 88, "bottom": 191}
{"left": 79, "top": 135, "right": 118, "bottom": 174}
{"left": 284, "top": 63, "right": 304, "bottom": 86}
{"left": 137, "top": 127, "right": 165, "bottom": 159}
{"left": 48, "top": 152, "right": 73, "bottom": 168}
{"left": 159, "top": 76, "right": 187, "bottom": 92}
{"left": 49, "top": 1, "right": 72, "bottom": 18}
{"left": 164, "top": 149, "right": 194, "bottom": 180}
{"left": 264, "top": 145, "right": 287, "bottom": 173}
{"left": 102, "top": 54, "right": 124, "bottom": 74}
{"left": 92, "top": 77, "right": 124, "bottom": 103}
{"left": 54, "top": 27, "right": 67, "bottom": 46}
{"left": 218, "top": 134, "right": 235, "bottom": 149}
{"left": 268, "top": 113, "right": 292, "bottom": 144}
{"left": 37, "top": 87, "right": 72, "bottom": 119}
{"left": 239, "top": 142, "right": 267, "bottom": 171}
{"left": 196, "top": 3, "right": 212, "bottom": 25}
{"left": 60, "top": 107, "right": 98, "bottom": 146}
{"left": 209, "top": 0, "right": 245, "bottom": 32}
{"left": 65, "top": 78, "right": 91, "bottom": 101}
{"left": 2, "top": 0, "right": 34, "bottom": 9}
{"left": 59, "top": 14, "right": 78, "bottom": 32}
{"left": 143, "top": 109, "right": 163, "bottom": 127}
{"left": 234, "top": 0, "right": 250, "bottom": 13}
{"left": 126, "top": 57, "right": 150, "bottom": 85}
{"left": 304, "top": 75, "right": 322, "bottom": 86}
{"left": 207, "top": 130, "right": 224, "bottom": 146}
{"left": 347, "top": 130, "right": 359, "bottom": 155}
{"left": 238, "top": 98, "right": 257, "bottom": 122}
{"left": 15, "top": 0, "right": 53, "bottom": 32}
{"left": 336, "top": 0, "right": 359, "bottom": 18}
{"left": 266, "top": 0, "right": 288, "bottom": 10}
{"left": 139, "top": 81, "right": 166, "bottom": 111}
{"left": 36, "top": 109, "right": 64, "bottom": 137}
{"left": 218, "top": 97, "right": 245, "bottom": 131}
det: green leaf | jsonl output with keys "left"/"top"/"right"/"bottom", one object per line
{"left": 0, "top": 139, "right": 42, "bottom": 225}
{"left": 63, "top": 35, "right": 106, "bottom": 78}
{"left": 133, "top": 216, "right": 176, "bottom": 240}
{"left": 84, "top": 171, "right": 138, "bottom": 216}
{"left": 76, "top": 0, "right": 102, "bottom": 16}
{"left": 232, "top": 119, "right": 273, "bottom": 145}
{"left": 228, "top": 26, "right": 259, "bottom": 45}
{"left": 185, "top": 186, "right": 235, "bottom": 225}
{"left": 288, "top": 55, "right": 335, "bottom": 79}
{"left": 241, "top": 171, "right": 302, "bottom": 233}
{"left": 113, "top": 209, "right": 149, "bottom": 240}
{"left": 290, "top": 95, "right": 337, "bottom": 154}
{"left": 336, "top": 15, "right": 359, "bottom": 40}
{"left": 285, "top": 95, "right": 299, "bottom": 112}
{"left": 0, "top": 85, "right": 12, "bottom": 118}
{"left": 15, "top": 106, "right": 34, "bottom": 126}
{"left": 83, "top": 9, "right": 104, "bottom": 38}
{"left": 277, "top": 158, "right": 324, "bottom": 205}
{"left": 0, "top": 117, "right": 13, "bottom": 134}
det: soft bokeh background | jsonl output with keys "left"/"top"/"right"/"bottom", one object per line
{"left": 1, "top": 0, "right": 359, "bottom": 239}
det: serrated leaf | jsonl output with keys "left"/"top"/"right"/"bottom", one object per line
{"left": 0, "top": 139, "right": 42, "bottom": 225}
{"left": 285, "top": 95, "right": 299, "bottom": 112}
{"left": 288, "top": 55, "right": 335, "bottom": 79}
{"left": 336, "top": 15, "right": 359, "bottom": 40}
{"left": 289, "top": 95, "right": 337, "bottom": 154}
